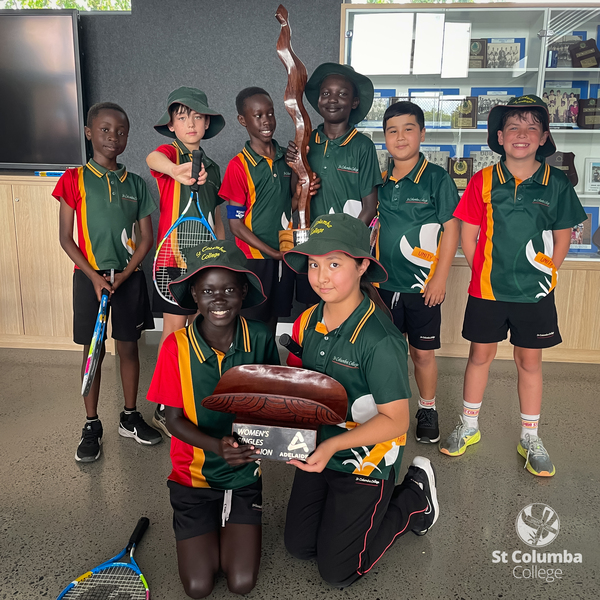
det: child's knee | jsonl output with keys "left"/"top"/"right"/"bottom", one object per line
{"left": 284, "top": 534, "right": 316, "bottom": 561}
{"left": 180, "top": 575, "right": 215, "bottom": 599}
{"left": 317, "top": 560, "right": 357, "bottom": 589}
{"left": 468, "top": 343, "right": 496, "bottom": 366}
{"left": 409, "top": 347, "right": 435, "bottom": 368}
{"left": 227, "top": 570, "right": 257, "bottom": 595}
{"left": 116, "top": 340, "right": 138, "bottom": 360}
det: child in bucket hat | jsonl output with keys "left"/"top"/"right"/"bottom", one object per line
{"left": 286, "top": 63, "right": 383, "bottom": 306}
{"left": 147, "top": 239, "right": 279, "bottom": 597}
{"left": 147, "top": 87, "right": 227, "bottom": 435}
{"left": 282, "top": 213, "right": 439, "bottom": 588}
{"left": 439, "top": 95, "right": 587, "bottom": 477}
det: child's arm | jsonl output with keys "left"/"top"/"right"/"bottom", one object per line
{"left": 289, "top": 398, "right": 409, "bottom": 473}
{"left": 165, "top": 406, "right": 259, "bottom": 466}
{"left": 460, "top": 222, "right": 479, "bottom": 269}
{"left": 228, "top": 204, "right": 283, "bottom": 260}
{"left": 357, "top": 187, "right": 377, "bottom": 226}
{"left": 423, "top": 217, "right": 460, "bottom": 307}
{"left": 551, "top": 228, "right": 572, "bottom": 269}
{"left": 146, "top": 150, "right": 207, "bottom": 187}
{"left": 59, "top": 199, "right": 113, "bottom": 301}
{"left": 214, "top": 206, "right": 226, "bottom": 240}
{"left": 112, "top": 215, "right": 153, "bottom": 291}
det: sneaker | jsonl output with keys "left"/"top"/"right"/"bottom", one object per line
{"left": 75, "top": 419, "right": 103, "bottom": 462}
{"left": 517, "top": 434, "right": 555, "bottom": 477}
{"left": 119, "top": 411, "right": 163, "bottom": 445}
{"left": 439, "top": 420, "right": 481, "bottom": 456}
{"left": 415, "top": 408, "right": 440, "bottom": 443}
{"left": 152, "top": 405, "right": 172, "bottom": 438}
{"left": 406, "top": 456, "right": 439, "bottom": 535}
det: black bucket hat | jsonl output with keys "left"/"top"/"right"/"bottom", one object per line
{"left": 283, "top": 213, "right": 387, "bottom": 283}
{"left": 487, "top": 94, "right": 556, "bottom": 157}
{"left": 154, "top": 86, "right": 225, "bottom": 140}
{"left": 168, "top": 240, "right": 266, "bottom": 310}
{"left": 305, "top": 63, "right": 374, "bottom": 125}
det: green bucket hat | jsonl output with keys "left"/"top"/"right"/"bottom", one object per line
{"left": 283, "top": 213, "right": 387, "bottom": 284}
{"left": 154, "top": 86, "right": 225, "bottom": 140}
{"left": 487, "top": 94, "right": 556, "bottom": 157}
{"left": 305, "top": 63, "right": 374, "bottom": 125}
{"left": 168, "top": 240, "right": 266, "bottom": 310}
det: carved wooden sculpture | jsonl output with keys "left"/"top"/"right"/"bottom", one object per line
{"left": 201, "top": 365, "right": 348, "bottom": 428}
{"left": 276, "top": 4, "right": 314, "bottom": 247}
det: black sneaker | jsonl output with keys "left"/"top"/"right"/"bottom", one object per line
{"left": 407, "top": 456, "right": 439, "bottom": 536}
{"left": 76, "top": 419, "right": 103, "bottom": 463}
{"left": 152, "top": 405, "right": 172, "bottom": 438}
{"left": 415, "top": 408, "right": 440, "bottom": 443}
{"left": 119, "top": 411, "right": 163, "bottom": 445}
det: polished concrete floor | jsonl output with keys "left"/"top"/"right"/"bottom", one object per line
{"left": 1, "top": 339, "right": 598, "bottom": 600}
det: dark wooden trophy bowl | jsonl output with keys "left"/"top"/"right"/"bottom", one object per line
{"left": 201, "top": 364, "right": 347, "bottom": 428}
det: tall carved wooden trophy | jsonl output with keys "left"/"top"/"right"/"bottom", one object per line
{"left": 202, "top": 365, "right": 347, "bottom": 461}
{"left": 275, "top": 4, "right": 314, "bottom": 251}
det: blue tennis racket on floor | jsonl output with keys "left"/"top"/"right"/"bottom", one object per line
{"left": 81, "top": 288, "right": 110, "bottom": 397}
{"left": 57, "top": 517, "right": 150, "bottom": 599}
{"left": 153, "top": 148, "right": 217, "bottom": 304}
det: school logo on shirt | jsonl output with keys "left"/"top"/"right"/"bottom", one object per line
{"left": 332, "top": 356, "right": 359, "bottom": 368}
{"left": 283, "top": 170, "right": 292, "bottom": 177}
{"left": 406, "top": 197, "right": 429, "bottom": 204}
{"left": 121, "top": 193, "right": 138, "bottom": 202}
{"left": 532, "top": 198, "right": 550, "bottom": 207}
{"left": 337, "top": 164, "right": 359, "bottom": 174}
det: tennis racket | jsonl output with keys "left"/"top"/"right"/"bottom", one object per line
{"left": 81, "top": 287, "right": 110, "bottom": 397}
{"left": 153, "top": 148, "right": 217, "bottom": 304}
{"left": 57, "top": 517, "right": 150, "bottom": 599}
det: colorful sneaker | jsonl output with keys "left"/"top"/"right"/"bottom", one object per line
{"left": 75, "top": 419, "right": 103, "bottom": 463}
{"left": 152, "top": 405, "right": 172, "bottom": 438}
{"left": 415, "top": 408, "right": 440, "bottom": 443}
{"left": 119, "top": 411, "right": 163, "bottom": 445}
{"left": 439, "top": 420, "right": 481, "bottom": 456}
{"left": 406, "top": 456, "right": 439, "bottom": 535}
{"left": 517, "top": 434, "right": 555, "bottom": 477}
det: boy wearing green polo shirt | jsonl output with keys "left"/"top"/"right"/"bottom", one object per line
{"left": 220, "top": 87, "right": 310, "bottom": 333}
{"left": 147, "top": 86, "right": 226, "bottom": 436}
{"left": 440, "top": 95, "right": 587, "bottom": 477}
{"left": 147, "top": 240, "right": 279, "bottom": 597}
{"left": 54, "top": 102, "right": 161, "bottom": 463}
{"left": 376, "top": 101, "right": 460, "bottom": 445}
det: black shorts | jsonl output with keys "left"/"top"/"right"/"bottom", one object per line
{"left": 152, "top": 286, "right": 196, "bottom": 316}
{"left": 73, "top": 269, "right": 154, "bottom": 344}
{"left": 462, "top": 291, "right": 562, "bottom": 349}
{"left": 378, "top": 289, "right": 441, "bottom": 350}
{"left": 241, "top": 259, "right": 295, "bottom": 321}
{"left": 168, "top": 479, "right": 262, "bottom": 541}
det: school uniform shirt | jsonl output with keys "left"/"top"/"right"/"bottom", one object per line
{"left": 308, "top": 125, "right": 383, "bottom": 219}
{"left": 455, "top": 158, "right": 587, "bottom": 303}
{"left": 287, "top": 294, "right": 411, "bottom": 480}
{"left": 219, "top": 140, "right": 292, "bottom": 259}
{"left": 150, "top": 140, "right": 222, "bottom": 241}
{"left": 147, "top": 316, "right": 280, "bottom": 489}
{"left": 376, "top": 153, "right": 459, "bottom": 294}
{"left": 52, "top": 159, "right": 156, "bottom": 271}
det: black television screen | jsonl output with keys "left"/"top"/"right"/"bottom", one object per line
{"left": 0, "top": 10, "right": 86, "bottom": 169}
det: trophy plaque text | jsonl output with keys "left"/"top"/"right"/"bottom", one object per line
{"left": 469, "top": 39, "right": 487, "bottom": 68}
{"left": 577, "top": 99, "right": 600, "bottom": 129}
{"left": 447, "top": 157, "right": 473, "bottom": 190}
{"left": 569, "top": 39, "right": 600, "bottom": 68}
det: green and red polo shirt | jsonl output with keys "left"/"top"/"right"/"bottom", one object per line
{"left": 308, "top": 124, "right": 383, "bottom": 219}
{"left": 287, "top": 294, "right": 411, "bottom": 480}
{"left": 147, "top": 315, "right": 280, "bottom": 489}
{"left": 376, "top": 153, "right": 459, "bottom": 293}
{"left": 219, "top": 140, "right": 293, "bottom": 259}
{"left": 52, "top": 159, "right": 156, "bottom": 271}
{"left": 150, "top": 140, "right": 222, "bottom": 241}
{"left": 454, "top": 158, "right": 587, "bottom": 303}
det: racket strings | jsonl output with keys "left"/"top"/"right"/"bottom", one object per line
{"left": 62, "top": 565, "right": 146, "bottom": 599}
{"left": 155, "top": 219, "right": 215, "bottom": 302}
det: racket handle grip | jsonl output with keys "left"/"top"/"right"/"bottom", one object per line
{"left": 190, "top": 148, "right": 204, "bottom": 192}
{"left": 127, "top": 517, "right": 150, "bottom": 551}
{"left": 279, "top": 333, "right": 303, "bottom": 359}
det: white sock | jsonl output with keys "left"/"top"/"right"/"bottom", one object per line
{"left": 462, "top": 400, "right": 482, "bottom": 429}
{"left": 418, "top": 396, "right": 436, "bottom": 410}
{"left": 521, "top": 413, "right": 540, "bottom": 439}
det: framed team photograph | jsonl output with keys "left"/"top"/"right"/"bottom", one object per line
{"left": 568, "top": 206, "right": 599, "bottom": 254}
{"left": 584, "top": 158, "right": 600, "bottom": 194}
{"left": 486, "top": 41, "right": 522, "bottom": 69}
